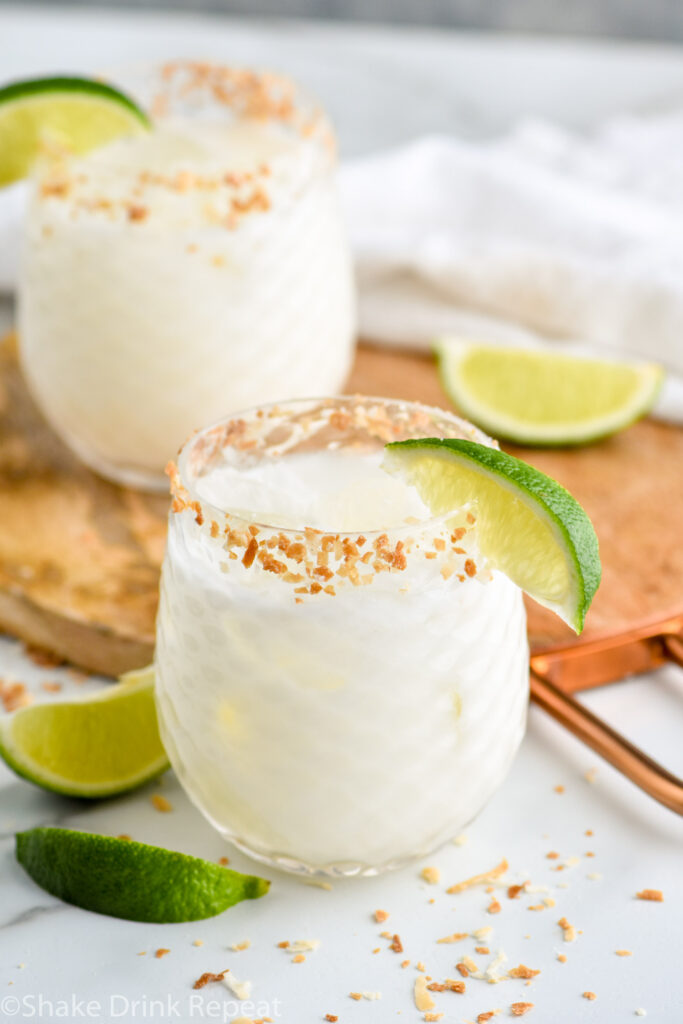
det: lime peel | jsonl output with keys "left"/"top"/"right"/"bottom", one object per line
{"left": 435, "top": 338, "right": 664, "bottom": 446}
{"left": 383, "top": 438, "right": 600, "bottom": 633}
{"left": 16, "top": 827, "right": 270, "bottom": 923}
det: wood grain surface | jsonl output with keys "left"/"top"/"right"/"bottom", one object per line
{"left": 1, "top": 333, "right": 681, "bottom": 676}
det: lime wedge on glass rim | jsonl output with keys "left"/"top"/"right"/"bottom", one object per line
{"left": 435, "top": 338, "right": 664, "bottom": 446}
{"left": 383, "top": 439, "right": 600, "bottom": 633}
{"left": 16, "top": 827, "right": 270, "bottom": 923}
{"left": 0, "top": 666, "right": 169, "bottom": 797}
{"left": 0, "top": 75, "right": 150, "bottom": 187}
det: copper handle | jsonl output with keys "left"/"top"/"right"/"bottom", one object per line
{"left": 529, "top": 611, "right": 683, "bottom": 816}
{"left": 530, "top": 670, "right": 683, "bottom": 815}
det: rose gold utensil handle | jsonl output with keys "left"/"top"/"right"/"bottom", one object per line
{"left": 530, "top": 671, "right": 683, "bottom": 815}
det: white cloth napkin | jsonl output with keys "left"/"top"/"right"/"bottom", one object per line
{"left": 339, "top": 112, "right": 683, "bottom": 422}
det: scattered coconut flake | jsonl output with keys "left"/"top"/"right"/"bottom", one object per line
{"left": 510, "top": 1003, "right": 534, "bottom": 1017}
{"left": 155, "top": 948, "right": 170, "bottom": 958}
{"left": 558, "top": 917, "right": 576, "bottom": 942}
{"left": 635, "top": 1009, "right": 647, "bottom": 1017}
{"left": 230, "top": 941, "right": 251, "bottom": 952}
{"left": 587, "top": 873, "right": 603, "bottom": 882}
{"left": 193, "top": 970, "right": 229, "bottom": 990}
{"left": 447, "top": 858, "right": 508, "bottom": 895}
{"left": 508, "top": 965, "right": 540, "bottom": 980}
{"left": 583, "top": 991, "right": 597, "bottom": 1001}
{"left": 487, "top": 897, "right": 502, "bottom": 915}
{"left": 288, "top": 940, "right": 320, "bottom": 953}
{"left": 584, "top": 768, "right": 598, "bottom": 784}
{"left": 557, "top": 954, "right": 567, "bottom": 964}
{"left": 636, "top": 889, "right": 663, "bottom": 902}
{"left": 615, "top": 950, "right": 632, "bottom": 957}
{"left": 414, "top": 976, "right": 436, "bottom": 1012}
{"left": 453, "top": 834, "right": 469, "bottom": 846}
{"left": 222, "top": 972, "right": 252, "bottom": 1000}
{"left": 374, "top": 909, "right": 389, "bottom": 923}
{"left": 554, "top": 785, "right": 565, "bottom": 794}
{"left": 305, "top": 878, "right": 332, "bottom": 891}
{"left": 424, "top": 1014, "right": 443, "bottom": 1022}
{"left": 151, "top": 794, "right": 172, "bottom": 813}
{"left": 421, "top": 866, "right": 440, "bottom": 885}
{"left": 292, "top": 954, "right": 305, "bottom": 964}
{"left": 472, "top": 927, "right": 494, "bottom": 942}
{"left": 193, "top": 940, "right": 203, "bottom": 947}
{"left": 437, "top": 932, "right": 469, "bottom": 944}
{"left": 484, "top": 949, "right": 508, "bottom": 984}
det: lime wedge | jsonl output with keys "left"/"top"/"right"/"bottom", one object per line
{"left": 383, "top": 439, "right": 600, "bottom": 632}
{"left": 0, "top": 75, "right": 150, "bottom": 186}
{"left": 16, "top": 827, "right": 269, "bottom": 923}
{"left": 436, "top": 339, "right": 663, "bottom": 446}
{"left": 0, "top": 666, "right": 169, "bottom": 797}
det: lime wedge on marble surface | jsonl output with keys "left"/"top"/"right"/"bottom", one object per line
{"left": 16, "top": 827, "right": 270, "bottom": 923}
{"left": 0, "top": 666, "right": 168, "bottom": 797}
{"left": 436, "top": 339, "right": 663, "bottom": 446}
{"left": 383, "top": 439, "right": 600, "bottom": 632}
{"left": 0, "top": 75, "right": 150, "bottom": 186}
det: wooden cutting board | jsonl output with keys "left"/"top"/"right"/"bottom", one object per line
{"left": 1, "top": 332, "right": 681, "bottom": 676}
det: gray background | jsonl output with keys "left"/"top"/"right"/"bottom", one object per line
{"left": 4, "top": 0, "right": 683, "bottom": 43}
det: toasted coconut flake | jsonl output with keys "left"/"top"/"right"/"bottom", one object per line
{"left": 558, "top": 917, "right": 577, "bottom": 942}
{"left": 453, "top": 834, "right": 468, "bottom": 846}
{"left": 421, "top": 866, "right": 440, "bottom": 885}
{"left": 389, "top": 934, "right": 404, "bottom": 953}
{"left": 615, "top": 950, "right": 632, "bottom": 957}
{"left": 151, "top": 794, "right": 172, "bottom": 813}
{"left": 583, "top": 991, "right": 597, "bottom": 1001}
{"left": 636, "top": 889, "right": 663, "bottom": 902}
{"left": 447, "top": 858, "right": 508, "bottom": 895}
{"left": 508, "top": 965, "right": 540, "bottom": 980}
{"left": 414, "top": 976, "right": 436, "bottom": 1012}
{"left": 193, "top": 969, "right": 228, "bottom": 990}
{"left": 155, "top": 948, "right": 170, "bottom": 958}
{"left": 230, "top": 940, "right": 251, "bottom": 952}
{"left": 374, "top": 909, "right": 389, "bottom": 923}
{"left": 487, "top": 898, "right": 502, "bottom": 915}
{"left": 510, "top": 1002, "right": 534, "bottom": 1017}
{"left": 437, "top": 932, "right": 469, "bottom": 944}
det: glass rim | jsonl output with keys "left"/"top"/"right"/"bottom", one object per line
{"left": 171, "top": 394, "right": 493, "bottom": 540}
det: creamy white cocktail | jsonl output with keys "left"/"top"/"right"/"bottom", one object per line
{"left": 155, "top": 397, "right": 529, "bottom": 875}
{"left": 19, "top": 63, "right": 355, "bottom": 489}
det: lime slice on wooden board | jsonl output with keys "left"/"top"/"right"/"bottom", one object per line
{"left": 435, "top": 339, "right": 663, "bottom": 446}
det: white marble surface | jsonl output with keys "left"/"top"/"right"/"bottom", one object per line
{"left": 0, "top": 8, "right": 682, "bottom": 1023}
{"left": 0, "top": 636, "right": 681, "bottom": 1022}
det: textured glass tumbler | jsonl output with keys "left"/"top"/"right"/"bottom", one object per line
{"left": 18, "top": 62, "right": 356, "bottom": 490}
{"left": 154, "top": 397, "right": 529, "bottom": 876}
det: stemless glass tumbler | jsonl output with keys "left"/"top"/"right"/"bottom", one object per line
{"left": 154, "top": 397, "right": 529, "bottom": 876}
{"left": 19, "top": 63, "right": 356, "bottom": 489}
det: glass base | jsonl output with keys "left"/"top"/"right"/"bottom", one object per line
{"left": 211, "top": 822, "right": 482, "bottom": 879}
